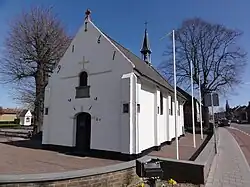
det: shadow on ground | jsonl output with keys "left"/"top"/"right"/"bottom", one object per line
{"left": 2, "top": 128, "right": 213, "bottom": 162}
{"left": 2, "top": 132, "right": 43, "bottom": 149}
{"left": 2, "top": 133, "right": 127, "bottom": 161}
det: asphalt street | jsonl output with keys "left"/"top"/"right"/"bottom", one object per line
{"left": 231, "top": 123, "right": 250, "bottom": 134}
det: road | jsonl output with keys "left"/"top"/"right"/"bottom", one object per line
{"left": 231, "top": 123, "right": 250, "bottom": 134}
{"left": 227, "top": 123, "right": 250, "bottom": 166}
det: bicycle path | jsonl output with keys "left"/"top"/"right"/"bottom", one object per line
{"left": 205, "top": 128, "right": 250, "bottom": 187}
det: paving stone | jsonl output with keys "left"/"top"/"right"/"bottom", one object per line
{"left": 0, "top": 132, "right": 205, "bottom": 175}
{"left": 205, "top": 128, "right": 250, "bottom": 187}
{"left": 0, "top": 139, "right": 122, "bottom": 174}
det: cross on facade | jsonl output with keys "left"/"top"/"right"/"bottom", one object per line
{"left": 78, "top": 56, "right": 89, "bottom": 70}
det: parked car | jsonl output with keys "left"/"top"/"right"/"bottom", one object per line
{"left": 221, "top": 119, "right": 230, "bottom": 126}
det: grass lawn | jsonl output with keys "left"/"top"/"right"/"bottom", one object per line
{"left": 0, "top": 123, "right": 20, "bottom": 128}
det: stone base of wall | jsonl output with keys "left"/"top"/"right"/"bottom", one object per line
{"left": 0, "top": 168, "right": 139, "bottom": 187}
{"left": 0, "top": 163, "right": 206, "bottom": 187}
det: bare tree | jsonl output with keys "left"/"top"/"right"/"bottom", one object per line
{"left": 0, "top": 6, "right": 71, "bottom": 133}
{"left": 159, "top": 18, "right": 247, "bottom": 127}
{"left": 12, "top": 79, "right": 36, "bottom": 110}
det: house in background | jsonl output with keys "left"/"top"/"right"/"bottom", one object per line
{"left": 247, "top": 102, "right": 250, "bottom": 123}
{"left": 233, "top": 106, "right": 248, "bottom": 122}
{"left": 230, "top": 104, "right": 250, "bottom": 123}
{"left": 214, "top": 111, "right": 226, "bottom": 120}
{"left": 42, "top": 10, "right": 187, "bottom": 160}
{"left": 214, "top": 102, "right": 250, "bottom": 124}
{"left": 176, "top": 87, "right": 202, "bottom": 130}
{"left": 18, "top": 110, "right": 32, "bottom": 126}
{"left": 0, "top": 108, "right": 21, "bottom": 122}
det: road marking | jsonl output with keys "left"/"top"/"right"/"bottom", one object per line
{"left": 228, "top": 126, "right": 250, "bottom": 137}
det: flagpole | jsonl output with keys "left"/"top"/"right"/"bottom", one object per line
{"left": 198, "top": 73, "right": 203, "bottom": 139}
{"left": 173, "top": 30, "right": 179, "bottom": 160}
{"left": 190, "top": 59, "right": 196, "bottom": 148}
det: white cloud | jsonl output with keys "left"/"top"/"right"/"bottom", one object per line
{"left": 244, "top": 82, "right": 250, "bottom": 85}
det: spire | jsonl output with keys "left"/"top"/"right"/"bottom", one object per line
{"left": 140, "top": 21, "right": 152, "bottom": 63}
{"left": 225, "top": 100, "right": 230, "bottom": 112}
{"left": 225, "top": 100, "right": 230, "bottom": 120}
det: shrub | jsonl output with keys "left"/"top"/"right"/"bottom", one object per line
{"left": 14, "top": 118, "right": 20, "bottom": 124}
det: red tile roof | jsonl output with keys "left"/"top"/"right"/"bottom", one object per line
{"left": 1, "top": 108, "right": 22, "bottom": 115}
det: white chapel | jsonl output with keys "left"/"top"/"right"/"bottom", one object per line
{"left": 42, "top": 9, "right": 187, "bottom": 160}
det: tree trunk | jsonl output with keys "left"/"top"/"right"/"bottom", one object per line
{"left": 201, "top": 88, "right": 210, "bottom": 130}
{"left": 33, "top": 65, "right": 45, "bottom": 134}
{"left": 202, "top": 106, "right": 210, "bottom": 129}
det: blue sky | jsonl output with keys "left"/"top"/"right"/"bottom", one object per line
{"left": 0, "top": 0, "right": 249, "bottom": 109}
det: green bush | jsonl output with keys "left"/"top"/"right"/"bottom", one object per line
{"left": 0, "top": 121, "right": 15, "bottom": 124}
{"left": 0, "top": 123, "right": 19, "bottom": 128}
{"left": 14, "top": 118, "right": 20, "bottom": 124}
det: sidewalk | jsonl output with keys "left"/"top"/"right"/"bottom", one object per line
{"left": 149, "top": 132, "right": 207, "bottom": 160}
{"left": 205, "top": 128, "right": 250, "bottom": 187}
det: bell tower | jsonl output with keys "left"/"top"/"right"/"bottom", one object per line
{"left": 140, "top": 22, "right": 152, "bottom": 63}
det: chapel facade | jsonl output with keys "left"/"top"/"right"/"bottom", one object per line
{"left": 42, "top": 10, "right": 186, "bottom": 160}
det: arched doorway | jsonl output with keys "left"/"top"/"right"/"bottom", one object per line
{"left": 75, "top": 112, "right": 91, "bottom": 153}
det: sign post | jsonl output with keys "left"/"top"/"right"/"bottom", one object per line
{"left": 204, "top": 92, "right": 219, "bottom": 154}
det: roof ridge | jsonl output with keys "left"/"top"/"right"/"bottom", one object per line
{"left": 103, "top": 33, "right": 186, "bottom": 99}
{"left": 105, "top": 35, "right": 175, "bottom": 86}
{"left": 104, "top": 33, "right": 185, "bottom": 97}
{"left": 95, "top": 30, "right": 135, "bottom": 68}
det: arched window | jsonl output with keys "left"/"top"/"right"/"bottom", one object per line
{"left": 76, "top": 71, "right": 90, "bottom": 98}
{"left": 79, "top": 71, "right": 88, "bottom": 86}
